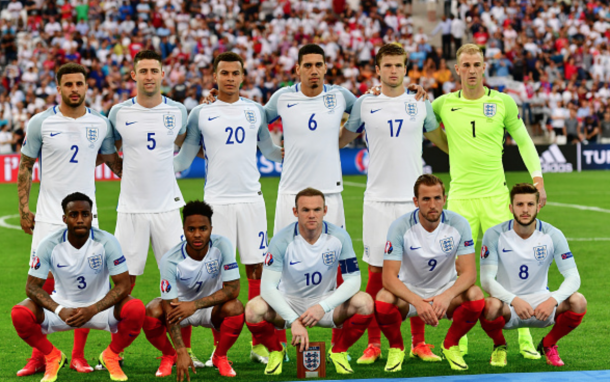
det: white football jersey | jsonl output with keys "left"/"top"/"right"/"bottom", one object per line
{"left": 481, "top": 219, "right": 577, "bottom": 297}
{"left": 385, "top": 209, "right": 475, "bottom": 290}
{"left": 264, "top": 221, "right": 360, "bottom": 299}
{"left": 345, "top": 92, "right": 439, "bottom": 202}
{"left": 265, "top": 84, "right": 357, "bottom": 194}
{"left": 159, "top": 235, "right": 240, "bottom": 301}
{"left": 109, "top": 97, "right": 187, "bottom": 213}
{"left": 183, "top": 98, "right": 272, "bottom": 204}
{"left": 28, "top": 227, "right": 128, "bottom": 308}
{"left": 22, "top": 106, "right": 115, "bottom": 225}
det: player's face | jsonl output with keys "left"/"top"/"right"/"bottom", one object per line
{"left": 376, "top": 55, "right": 406, "bottom": 88}
{"left": 214, "top": 61, "right": 244, "bottom": 96}
{"left": 184, "top": 215, "right": 212, "bottom": 252}
{"left": 413, "top": 184, "right": 446, "bottom": 223}
{"left": 62, "top": 201, "right": 93, "bottom": 238}
{"left": 296, "top": 54, "right": 326, "bottom": 90}
{"left": 131, "top": 59, "right": 164, "bottom": 97}
{"left": 510, "top": 194, "right": 540, "bottom": 227}
{"left": 293, "top": 195, "right": 327, "bottom": 232}
{"left": 58, "top": 73, "right": 87, "bottom": 108}
{"left": 454, "top": 53, "right": 486, "bottom": 90}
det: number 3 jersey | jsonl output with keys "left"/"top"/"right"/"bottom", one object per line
{"left": 21, "top": 107, "right": 115, "bottom": 225}
{"left": 384, "top": 209, "right": 474, "bottom": 290}
{"left": 159, "top": 235, "right": 240, "bottom": 302}
{"left": 109, "top": 97, "right": 187, "bottom": 213}
{"left": 28, "top": 227, "right": 128, "bottom": 308}
{"left": 264, "top": 221, "right": 360, "bottom": 299}
{"left": 481, "top": 219, "right": 577, "bottom": 297}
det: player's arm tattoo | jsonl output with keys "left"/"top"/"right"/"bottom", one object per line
{"left": 162, "top": 299, "right": 186, "bottom": 350}
{"left": 17, "top": 154, "right": 36, "bottom": 214}
{"left": 26, "top": 275, "right": 59, "bottom": 312}
{"left": 100, "top": 153, "right": 123, "bottom": 178}
{"left": 194, "top": 279, "right": 240, "bottom": 310}
{"left": 93, "top": 272, "right": 129, "bottom": 313}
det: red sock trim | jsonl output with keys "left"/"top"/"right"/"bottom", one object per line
{"left": 333, "top": 314, "right": 373, "bottom": 353}
{"left": 375, "top": 301, "right": 404, "bottom": 350}
{"left": 365, "top": 270, "right": 383, "bottom": 346}
{"left": 143, "top": 316, "right": 176, "bottom": 356}
{"left": 215, "top": 314, "right": 244, "bottom": 357}
{"left": 410, "top": 316, "right": 426, "bottom": 347}
{"left": 111, "top": 299, "right": 145, "bottom": 354}
{"left": 543, "top": 310, "right": 586, "bottom": 347}
{"left": 72, "top": 328, "right": 90, "bottom": 358}
{"left": 444, "top": 299, "right": 484, "bottom": 348}
{"left": 248, "top": 279, "right": 262, "bottom": 345}
{"left": 11, "top": 305, "right": 54, "bottom": 355}
{"left": 246, "top": 321, "right": 282, "bottom": 352}
{"left": 480, "top": 316, "right": 506, "bottom": 347}
{"left": 181, "top": 326, "right": 192, "bottom": 348}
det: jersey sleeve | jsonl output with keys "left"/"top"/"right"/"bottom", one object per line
{"left": 21, "top": 112, "right": 44, "bottom": 158}
{"left": 423, "top": 100, "right": 439, "bottom": 132}
{"left": 28, "top": 235, "right": 56, "bottom": 279}
{"left": 100, "top": 231, "right": 129, "bottom": 276}
{"left": 91, "top": 110, "right": 116, "bottom": 155}
{"left": 264, "top": 227, "right": 291, "bottom": 272}
{"left": 547, "top": 225, "right": 577, "bottom": 273}
{"left": 264, "top": 87, "right": 285, "bottom": 123}
{"left": 183, "top": 106, "right": 203, "bottom": 146}
{"left": 344, "top": 95, "right": 366, "bottom": 133}
{"left": 159, "top": 255, "right": 179, "bottom": 300}
{"left": 108, "top": 104, "right": 123, "bottom": 141}
{"left": 216, "top": 236, "right": 240, "bottom": 282}
{"left": 480, "top": 226, "right": 501, "bottom": 266}
{"left": 255, "top": 103, "right": 271, "bottom": 141}
{"left": 431, "top": 95, "right": 447, "bottom": 124}
{"left": 336, "top": 86, "right": 357, "bottom": 114}
{"left": 384, "top": 217, "right": 408, "bottom": 262}
{"left": 177, "top": 102, "right": 188, "bottom": 135}
{"left": 450, "top": 212, "right": 475, "bottom": 255}
{"left": 332, "top": 224, "right": 360, "bottom": 275}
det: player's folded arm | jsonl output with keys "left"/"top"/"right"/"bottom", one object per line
{"left": 257, "top": 136, "right": 283, "bottom": 162}
{"left": 25, "top": 274, "right": 60, "bottom": 312}
{"left": 319, "top": 258, "right": 361, "bottom": 312}
{"left": 194, "top": 279, "right": 241, "bottom": 310}
{"left": 173, "top": 141, "right": 200, "bottom": 172}
{"left": 260, "top": 268, "right": 300, "bottom": 325}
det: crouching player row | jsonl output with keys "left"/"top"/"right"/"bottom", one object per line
{"left": 12, "top": 193, "right": 145, "bottom": 382}
{"left": 479, "top": 183, "right": 586, "bottom": 367}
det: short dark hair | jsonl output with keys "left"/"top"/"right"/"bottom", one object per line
{"left": 61, "top": 192, "right": 93, "bottom": 213}
{"left": 295, "top": 187, "right": 325, "bottom": 207}
{"left": 56, "top": 63, "right": 87, "bottom": 85}
{"left": 413, "top": 174, "right": 446, "bottom": 198}
{"left": 213, "top": 52, "right": 244, "bottom": 73}
{"left": 298, "top": 44, "right": 326, "bottom": 65}
{"left": 134, "top": 49, "right": 163, "bottom": 69}
{"left": 375, "top": 43, "right": 408, "bottom": 67}
{"left": 182, "top": 200, "right": 214, "bottom": 225}
{"left": 510, "top": 183, "right": 539, "bottom": 203}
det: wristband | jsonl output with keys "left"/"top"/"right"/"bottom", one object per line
{"left": 55, "top": 305, "right": 64, "bottom": 316}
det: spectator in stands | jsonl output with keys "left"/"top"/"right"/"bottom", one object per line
{"left": 564, "top": 108, "right": 583, "bottom": 145}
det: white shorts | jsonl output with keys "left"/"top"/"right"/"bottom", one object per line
{"left": 115, "top": 210, "right": 183, "bottom": 276}
{"left": 179, "top": 306, "right": 217, "bottom": 330}
{"left": 209, "top": 199, "right": 268, "bottom": 265}
{"left": 31, "top": 218, "right": 99, "bottom": 258}
{"left": 279, "top": 295, "right": 337, "bottom": 329}
{"left": 504, "top": 292, "right": 556, "bottom": 330}
{"left": 404, "top": 280, "right": 456, "bottom": 320}
{"left": 274, "top": 192, "right": 345, "bottom": 235}
{"left": 41, "top": 306, "right": 119, "bottom": 335}
{"left": 363, "top": 201, "right": 416, "bottom": 267}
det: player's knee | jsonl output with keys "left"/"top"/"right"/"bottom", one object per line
{"left": 145, "top": 298, "right": 164, "bottom": 319}
{"left": 245, "top": 296, "right": 267, "bottom": 323}
{"left": 568, "top": 292, "right": 587, "bottom": 313}
{"left": 465, "top": 285, "right": 484, "bottom": 301}
{"left": 221, "top": 298, "right": 245, "bottom": 317}
{"left": 352, "top": 291, "right": 374, "bottom": 315}
{"left": 375, "top": 288, "right": 395, "bottom": 304}
{"left": 483, "top": 297, "right": 503, "bottom": 320}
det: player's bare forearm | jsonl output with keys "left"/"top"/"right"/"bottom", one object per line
{"left": 194, "top": 279, "right": 240, "bottom": 310}
{"left": 383, "top": 261, "right": 420, "bottom": 305}
{"left": 26, "top": 275, "right": 59, "bottom": 312}
{"left": 92, "top": 272, "right": 129, "bottom": 313}
{"left": 339, "top": 127, "right": 360, "bottom": 148}
{"left": 424, "top": 129, "right": 449, "bottom": 154}
{"left": 162, "top": 299, "right": 187, "bottom": 350}
{"left": 17, "top": 154, "right": 36, "bottom": 213}
{"left": 101, "top": 152, "right": 123, "bottom": 178}
{"left": 446, "top": 254, "right": 477, "bottom": 298}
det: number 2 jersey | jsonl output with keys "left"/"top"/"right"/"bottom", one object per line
{"left": 28, "top": 227, "right": 128, "bottom": 308}
{"left": 384, "top": 209, "right": 474, "bottom": 290}
{"left": 159, "top": 235, "right": 240, "bottom": 301}
{"left": 21, "top": 107, "right": 115, "bottom": 224}
{"left": 109, "top": 97, "right": 187, "bottom": 213}
{"left": 264, "top": 221, "right": 360, "bottom": 299}
{"left": 481, "top": 219, "right": 578, "bottom": 297}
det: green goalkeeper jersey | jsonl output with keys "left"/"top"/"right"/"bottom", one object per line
{"left": 432, "top": 87, "right": 541, "bottom": 199}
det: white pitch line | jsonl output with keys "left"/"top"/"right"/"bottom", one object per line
{"left": 344, "top": 181, "right": 366, "bottom": 188}
{"left": 0, "top": 214, "right": 21, "bottom": 230}
{"left": 566, "top": 238, "right": 610, "bottom": 241}
{"left": 546, "top": 202, "right": 610, "bottom": 214}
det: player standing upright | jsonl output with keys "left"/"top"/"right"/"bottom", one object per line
{"left": 432, "top": 43, "right": 545, "bottom": 357}
{"left": 173, "top": 52, "right": 282, "bottom": 364}
{"left": 11, "top": 192, "right": 145, "bottom": 382}
{"left": 16, "top": 63, "right": 122, "bottom": 376}
{"left": 479, "top": 184, "right": 586, "bottom": 367}
{"left": 339, "top": 43, "right": 449, "bottom": 364}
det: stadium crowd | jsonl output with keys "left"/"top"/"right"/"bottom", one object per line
{"left": 1, "top": 0, "right": 610, "bottom": 154}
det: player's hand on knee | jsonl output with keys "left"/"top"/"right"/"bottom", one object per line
{"left": 65, "top": 306, "right": 96, "bottom": 327}
{"left": 533, "top": 298, "right": 556, "bottom": 321}
{"left": 167, "top": 301, "right": 196, "bottom": 325}
{"left": 415, "top": 301, "right": 438, "bottom": 326}
{"left": 511, "top": 297, "right": 534, "bottom": 320}
{"left": 176, "top": 349, "right": 195, "bottom": 382}
{"left": 299, "top": 305, "right": 325, "bottom": 327}
{"left": 291, "top": 320, "right": 309, "bottom": 352}
{"left": 58, "top": 307, "right": 77, "bottom": 324}
{"left": 424, "top": 293, "right": 451, "bottom": 319}
{"left": 407, "top": 84, "right": 428, "bottom": 101}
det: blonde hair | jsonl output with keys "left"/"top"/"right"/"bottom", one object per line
{"left": 456, "top": 43, "right": 484, "bottom": 64}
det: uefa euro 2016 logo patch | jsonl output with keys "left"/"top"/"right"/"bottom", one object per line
{"left": 161, "top": 279, "right": 171, "bottom": 293}
{"left": 405, "top": 102, "right": 418, "bottom": 116}
{"left": 88, "top": 254, "right": 103, "bottom": 273}
{"left": 384, "top": 241, "right": 393, "bottom": 254}
{"left": 322, "top": 251, "right": 337, "bottom": 266}
{"left": 323, "top": 94, "right": 337, "bottom": 110}
{"left": 439, "top": 237, "right": 455, "bottom": 253}
{"left": 533, "top": 245, "right": 548, "bottom": 262}
{"left": 481, "top": 245, "right": 489, "bottom": 259}
{"left": 244, "top": 110, "right": 257, "bottom": 125}
{"left": 85, "top": 127, "right": 99, "bottom": 146}
{"left": 264, "top": 252, "right": 274, "bottom": 266}
{"left": 205, "top": 260, "right": 220, "bottom": 275}
{"left": 163, "top": 113, "right": 176, "bottom": 134}
{"left": 30, "top": 256, "right": 41, "bottom": 270}
{"left": 483, "top": 103, "right": 497, "bottom": 118}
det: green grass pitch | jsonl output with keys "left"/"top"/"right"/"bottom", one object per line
{"left": 1, "top": 171, "right": 609, "bottom": 381}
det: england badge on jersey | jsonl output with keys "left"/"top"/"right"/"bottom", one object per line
{"left": 533, "top": 245, "right": 548, "bottom": 262}
{"left": 88, "top": 254, "right": 103, "bottom": 273}
{"left": 483, "top": 103, "right": 497, "bottom": 118}
{"left": 244, "top": 109, "right": 257, "bottom": 125}
{"left": 439, "top": 237, "right": 455, "bottom": 253}
{"left": 205, "top": 260, "right": 220, "bottom": 275}
{"left": 163, "top": 113, "right": 176, "bottom": 134}
{"left": 323, "top": 94, "right": 337, "bottom": 110}
{"left": 405, "top": 102, "right": 418, "bottom": 117}
{"left": 322, "top": 250, "right": 337, "bottom": 266}
{"left": 86, "top": 127, "right": 99, "bottom": 147}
